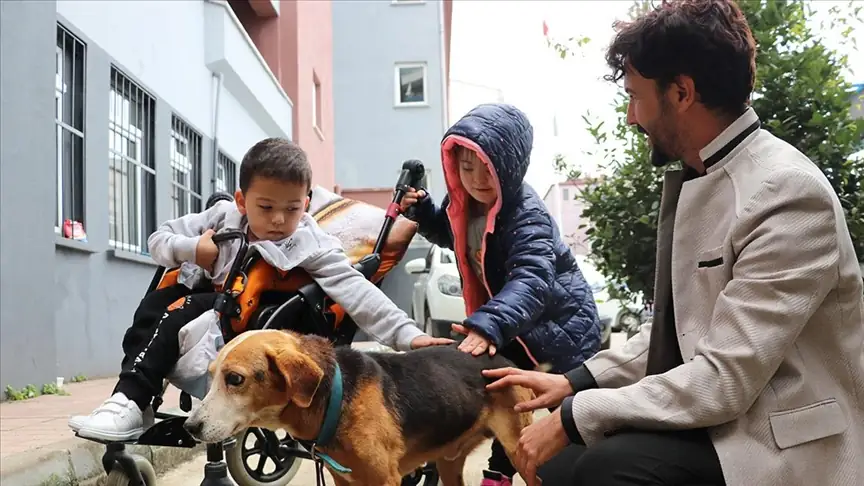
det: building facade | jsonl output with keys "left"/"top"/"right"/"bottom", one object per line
{"left": 543, "top": 180, "right": 593, "bottom": 256}
{"left": 230, "top": 0, "right": 336, "bottom": 189}
{"left": 0, "top": 0, "right": 329, "bottom": 391}
{"left": 330, "top": 0, "right": 453, "bottom": 317}
{"left": 332, "top": 0, "right": 452, "bottom": 202}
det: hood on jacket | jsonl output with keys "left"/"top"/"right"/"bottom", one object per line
{"left": 440, "top": 103, "right": 534, "bottom": 211}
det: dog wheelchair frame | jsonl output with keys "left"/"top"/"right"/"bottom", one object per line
{"left": 81, "top": 161, "right": 439, "bottom": 486}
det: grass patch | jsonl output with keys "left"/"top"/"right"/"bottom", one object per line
{"left": 5, "top": 382, "right": 69, "bottom": 401}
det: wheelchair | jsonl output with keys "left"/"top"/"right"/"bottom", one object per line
{"left": 79, "top": 161, "right": 439, "bottom": 486}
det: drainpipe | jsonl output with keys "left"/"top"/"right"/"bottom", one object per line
{"left": 211, "top": 72, "right": 224, "bottom": 193}
{"left": 436, "top": 0, "right": 449, "bottom": 195}
{"left": 437, "top": 0, "right": 449, "bottom": 130}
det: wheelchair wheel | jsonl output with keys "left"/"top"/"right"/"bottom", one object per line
{"left": 401, "top": 462, "right": 439, "bottom": 486}
{"left": 226, "top": 427, "right": 301, "bottom": 486}
{"left": 104, "top": 454, "right": 157, "bottom": 486}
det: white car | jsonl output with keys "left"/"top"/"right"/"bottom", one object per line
{"left": 405, "top": 245, "right": 467, "bottom": 338}
{"left": 405, "top": 246, "right": 624, "bottom": 350}
{"left": 575, "top": 255, "right": 642, "bottom": 348}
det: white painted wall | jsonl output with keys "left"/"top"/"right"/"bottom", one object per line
{"left": 56, "top": 0, "right": 291, "bottom": 162}
{"left": 218, "top": 88, "right": 268, "bottom": 162}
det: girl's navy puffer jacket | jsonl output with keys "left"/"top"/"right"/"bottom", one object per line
{"left": 407, "top": 103, "right": 602, "bottom": 373}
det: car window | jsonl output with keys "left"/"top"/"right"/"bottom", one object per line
{"left": 425, "top": 247, "right": 435, "bottom": 269}
{"left": 440, "top": 249, "right": 455, "bottom": 264}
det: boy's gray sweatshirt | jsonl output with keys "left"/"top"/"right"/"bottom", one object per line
{"left": 146, "top": 200, "right": 425, "bottom": 352}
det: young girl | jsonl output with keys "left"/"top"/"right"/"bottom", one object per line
{"left": 401, "top": 103, "right": 602, "bottom": 486}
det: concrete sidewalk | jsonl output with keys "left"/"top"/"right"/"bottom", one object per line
{"left": 0, "top": 378, "right": 202, "bottom": 486}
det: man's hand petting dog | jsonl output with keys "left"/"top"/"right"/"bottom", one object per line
{"left": 483, "top": 367, "right": 573, "bottom": 412}
{"left": 195, "top": 229, "right": 219, "bottom": 272}
{"left": 515, "top": 408, "right": 569, "bottom": 486}
{"left": 485, "top": 367, "right": 576, "bottom": 486}
{"left": 452, "top": 323, "right": 497, "bottom": 356}
{"left": 409, "top": 335, "right": 455, "bottom": 349}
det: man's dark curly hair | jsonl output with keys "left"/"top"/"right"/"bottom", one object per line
{"left": 606, "top": 0, "right": 756, "bottom": 117}
{"left": 239, "top": 137, "right": 312, "bottom": 193}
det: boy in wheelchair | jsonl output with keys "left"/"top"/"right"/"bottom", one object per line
{"left": 69, "top": 137, "right": 452, "bottom": 442}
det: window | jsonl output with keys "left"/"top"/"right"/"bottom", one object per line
{"left": 216, "top": 151, "right": 238, "bottom": 194}
{"left": 170, "top": 116, "right": 203, "bottom": 218}
{"left": 312, "top": 73, "right": 322, "bottom": 132}
{"left": 394, "top": 63, "right": 427, "bottom": 106}
{"left": 55, "top": 25, "right": 86, "bottom": 236}
{"left": 440, "top": 248, "right": 455, "bottom": 264}
{"left": 425, "top": 246, "right": 435, "bottom": 270}
{"left": 562, "top": 188, "right": 569, "bottom": 200}
{"left": 108, "top": 67, "right": 156, "bottom": 254}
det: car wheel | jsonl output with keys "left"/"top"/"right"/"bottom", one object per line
{"left": 620, "top": 311, "right": 641, "bottom": 339}
{"left": 600, "top": 331, "right": 611, "bottom": 350}
{"left": 600, "top": 320, "right": 612, "bottom": 350}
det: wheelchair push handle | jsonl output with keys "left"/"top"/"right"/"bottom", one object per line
{"left": 390, "top": 159, "right": 426, "bottom": 217}
{"left": 211, "top": 229, "right": 245, "bottom": 245}
{"left": 396, "top": 159, "right": 426, "bottom": 194}
{"left": 209, "top": 229, "right": 249, "bottom": 334}
{"left": 370, "top": 159, "right": 426, "bottom": 258}
{"left": 211, "top": 230, "right": 248, "bottom": 278}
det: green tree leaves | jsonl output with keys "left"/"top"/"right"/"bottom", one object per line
{"left": 553, "top": 0, "right": 864, "bottom": 304}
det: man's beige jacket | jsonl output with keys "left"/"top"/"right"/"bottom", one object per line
{"left": 573, "top": 108, "right": 864, "bottom": 485}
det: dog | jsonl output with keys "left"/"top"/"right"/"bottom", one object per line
{"left": 184, "top": 329, "right": 535, "bottom": 485}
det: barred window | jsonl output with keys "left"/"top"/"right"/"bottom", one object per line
{"left": 108, "top": 67, "right": 156, "bottom": 254}
{"left": 215, "top": 151, "right": 238, "bottom": 194}
{"left": 170, "top": 116, "right": 202, "bottom": 218}
{"left": 55, "top": 25, "right": 86, "bottom": 236}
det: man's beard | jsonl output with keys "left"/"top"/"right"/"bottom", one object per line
{"left": 636, "top": 125, "right": 675, "bottom": 168}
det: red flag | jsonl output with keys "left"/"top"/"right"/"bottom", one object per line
{"left": 543, "top": 20, "right": 549, "bottom": 37}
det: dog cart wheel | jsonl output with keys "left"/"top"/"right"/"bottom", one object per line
{"left": 225, "top": 428, "right": 302, "bottom": 486}
{"left": 103, "top": 453, "right": 157, "bottom": 486}
{"left": 401, "top": 463, "right": 440, "bottom": 486}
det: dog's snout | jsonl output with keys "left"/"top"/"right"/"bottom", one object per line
{"left": 184, "top": 418, "right": 204, "bottom": 438}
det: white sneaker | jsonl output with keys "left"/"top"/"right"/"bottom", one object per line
{"left": 69, "top": 405, "right": 155, "bottom": 433}
{"left": 76, "top": 393, "right": 152, "bottom": 442}
{"left": 68, "top": 414, "right": 89, "bottom": 432}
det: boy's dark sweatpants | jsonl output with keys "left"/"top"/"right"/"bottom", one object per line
{"left": 114, "top": 285, "right": 218, "bottom": 411}
{"left": 488, "top": 339, "right": 539, "bottom": 478}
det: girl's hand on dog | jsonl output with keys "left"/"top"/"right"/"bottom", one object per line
{"left": 452, "top": 323, "right": 497, "bottom": 356}
{"left": 195, "top": 229, "right": 220, "bottom": 272}
{"left": 399, "top": 187, "right": 426, "bottom": 211}
{"left": 409, "top": 335, "right": 455, "bottom": 349}
{"left": 483, "top": 367, "right": 573, "bottom": 412}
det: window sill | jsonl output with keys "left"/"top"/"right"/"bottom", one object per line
{"left": 313, "top": 125, "right": 325, "bottom": 142}
{"left": 108, "top": 249, "right": 160, "bottom": 267}
{"left": 394, "top": 102, "right": 430, "bottom": 109}
{"left": 55, "top": 236, "right": 100, "bottom": 253}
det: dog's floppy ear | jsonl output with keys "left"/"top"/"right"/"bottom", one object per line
{"left": 266, "top": 346, "right": 324, "bottom": 409}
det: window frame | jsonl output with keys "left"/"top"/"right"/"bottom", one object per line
{"left": 312, "top": 72, "right": 324, "bottom": 140}
{"left": 55, "top": 24, "right": 87, "bottom": 236}
{"left": 394, "top": 63, "right": 428, "bottom": 107}
{"left": 108, "top": 67, "right": 156, "bottom": 254}
{"left": 169, "top": 115, "right": 203, "bottom": 219}
{"left": 215, "top": 150, "right": 238, "bottom": 195}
